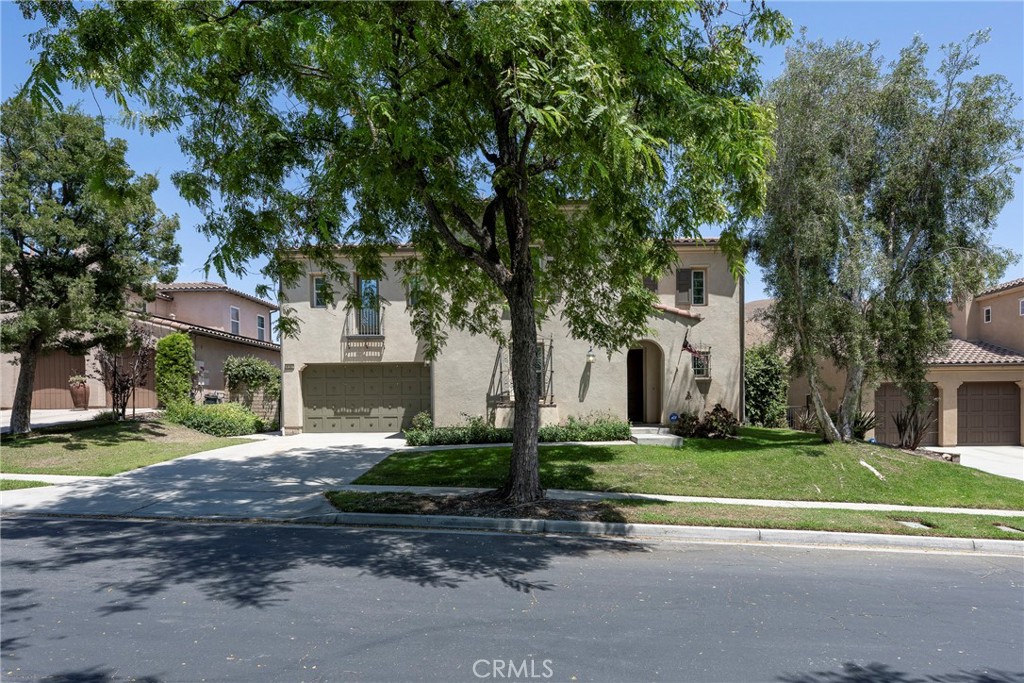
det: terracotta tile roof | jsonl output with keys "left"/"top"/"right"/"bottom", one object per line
{"left": 653, "top": 303, "right": 702, "bottom": 321}
{"left": 156, "top": 281, "right": 278, "bottom": 310}
{"left": 977, "top": 277, "right": 1024, "bottom": 298}
{"left": 929, "top": 338, "right": 1024, "bottom": 365}
{"left": 140, "top": 313, "right": 281, "bottom": 352}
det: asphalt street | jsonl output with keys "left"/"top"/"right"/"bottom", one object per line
{"left": 1, "top": 516, "right": 1021, "bottom": 683}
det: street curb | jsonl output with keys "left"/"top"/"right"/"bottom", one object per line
{"left": 292, "top": 511, "right": 1024, "bottom": 554}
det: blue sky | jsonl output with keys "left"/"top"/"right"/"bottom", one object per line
{"left": 2, "top": 1, "right": 1022, "bottom": 303}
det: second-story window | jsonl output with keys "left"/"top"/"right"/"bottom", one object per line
{"left": 311, "top": 276, "right": 327, "bottom": 308}
{"left": 356, "top": 276, "right": 380, "bottom": 335}
{"left": 984, "top": 306, "right": 992, "bottom": 323}
{"left": 230, "top": 306, "right": 240, "bottom": 335}
{"left": 257, "top": 315, "right": 266, "bottom": 341}
{"left": 691, "top": 270, "right": 706, "bottom": 305}
{"left": 1019, "top": 298, "right": 1024, "bottom": 317}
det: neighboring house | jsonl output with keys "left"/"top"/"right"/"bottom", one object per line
{"left": 0, "top": 282, "right": 280, "bottom": 411}
{"left": 280, "top": 239, "right": 744, "bottom": 434}
{"left": 776, "top": 278, "right": 1024, "bottom": 447}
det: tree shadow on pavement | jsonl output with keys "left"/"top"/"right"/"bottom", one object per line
{"left": 778, "top": 662, "right": 1023, "bottom": 683}
{"left": 38, "top": 667, "right": 162, "bottom": 683}
{"left": 2, "top": 517, "right": 649, "bottom": 615}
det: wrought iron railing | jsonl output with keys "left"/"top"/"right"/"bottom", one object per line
{"left": 347, "top": 305, "right": 383, "bottom": 337}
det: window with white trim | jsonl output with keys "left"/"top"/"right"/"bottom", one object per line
{"left": 691, "top": 270, "right": 706, "bottom": 306}
{"left": 311, "top": 276, "right": 327, "bottom": 308}
{"left": 1019, "top": 298, "right": 1023, "bottom": 316}
{"left": 675, "top": 268, "right": 707, "bottom": 306}
{"left": 230, "top": 306, "right": 240, "bottom": 335}
{"left": 257, "top": 315, "right": 266, "bottom": 341}
{"left": 984, "top": 306, "right": 992, "bottom": 324}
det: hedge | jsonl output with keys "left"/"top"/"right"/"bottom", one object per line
{"left": 165, "top": 401, "right": 265, "bottom": 437}
{"left": 404, "top": 413, "right": 630, "bottom": 447}
{"left": 155, "top": 333, "right": 195, "bottom": 407}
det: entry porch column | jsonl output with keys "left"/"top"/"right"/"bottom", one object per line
{"left": 935, "top": 377, "right": 962, "bottom": 447}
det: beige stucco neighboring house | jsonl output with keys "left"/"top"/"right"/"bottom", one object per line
{"left": 280, "top": 239, "right": 744, "bottom": 434}
{"left": 1, "top": 282, "right": 280, "bottom": 411}
{"left": 776, "top": 278, "right": 1024, "bottom": 447}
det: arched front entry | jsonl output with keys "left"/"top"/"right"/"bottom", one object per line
{"left": 626, "top": 340, "right": 664, "bottom": 424}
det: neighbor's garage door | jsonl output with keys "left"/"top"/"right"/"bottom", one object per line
{"left": 874, "top": 383, "right": 938, "bottom": 447}
{"left": 302, "top": 363, "right": 430, "bottom": 433}
{"left": 958, "top": 382, "right": 1020, "bottom": 446}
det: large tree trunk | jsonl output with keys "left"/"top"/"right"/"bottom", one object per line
{"left": 9, "top": 336, "right": 43, "bottom": 435}
{"left": 835, "top": 361, "right": 865, "bottom": 442}
{"left": 497, "top": 271, "right": 544, "bottom": 504}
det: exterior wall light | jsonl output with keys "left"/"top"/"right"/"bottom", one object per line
{"left": 586, "top": 347, "right": 596, "bottom": 364}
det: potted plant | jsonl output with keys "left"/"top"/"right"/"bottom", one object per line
{"left": 68, "top": 374, "right": 90, "bottom": 410}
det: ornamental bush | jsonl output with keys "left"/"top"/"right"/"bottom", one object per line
{"left": 155, "top": 333, "right": 194, "bottom": 407}
{"left": 743, "top": 343, "right": 788, "bottom": 427}
{"left": 403, "top": 413, "right": 630, "bottom": 447}
{"left": 223, "top": 355, "right": 281, "bottom": 400}
{"left": 165, "top": 401, "right": 264, "bottom": 437}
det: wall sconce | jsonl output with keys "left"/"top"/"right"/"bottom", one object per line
{"left": 586, "top": 347, "right": 596, "bottom": 364}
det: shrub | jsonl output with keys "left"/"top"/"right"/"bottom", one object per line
{"left": 410, "top": 411, "right": 433, "bottom": 431}
{"left": 155, "top": 333, "right": 195, "bottom": 407}
{"left": 223, "top": 355, "right": 281, "bottom": 400}
{"left": 669, "top": 410, "right": 703, "bottom": 438}
{"left": 165, "top": 400, "right": 264, "bottom": 437}
{"left": 744, "top": 344, "right": 788, "bottom": 427}
{"left": 892, "top": 406, "right": 936, "bottom": 450}
{"left": 403, "top": 413, "right": 630, "bottom": 447}
{"left": 851, "top": 410, "right": 878, "bottom": 440}
{"left": 668, "top": 404, "right": 739, "bottom": 439}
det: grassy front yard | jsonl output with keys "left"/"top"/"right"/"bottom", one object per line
{"left": 1, "top": 479, "right": 51, "bottom": 491}
{"left": 327, "top": 491, "right": 1024, "bottom": 541}
{"left": 356, "top": 427, "right": 1024, "bottom": 510}
{"left": 0, "top": 417, "right": 247, "bottom": 477}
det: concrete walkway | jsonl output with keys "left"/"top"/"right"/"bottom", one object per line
{"left": 1, "top": 432, "right": 405, "bottom": 519}
{"left": 339, "top": 484, "right": 1024, "bottom": 518}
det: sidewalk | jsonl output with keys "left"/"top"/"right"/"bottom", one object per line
{"left": 337, "top": 484, "right": 1024, "bottom": 517}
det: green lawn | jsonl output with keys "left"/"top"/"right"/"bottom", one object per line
{"left": 1, "top": 479, "right": 51, "bottom": 491}
{"left": 327, "top": 491, "right": 1024, "bottom": 541}
{"left": 0, "top": 418, "right": 247, "bottom": 476}
{"left": 356, "top": 427, "right": 1024, "bottom": 510}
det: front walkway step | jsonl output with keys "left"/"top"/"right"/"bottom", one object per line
{"left": 629, "top": 425, "right": 682, "bottom": 447}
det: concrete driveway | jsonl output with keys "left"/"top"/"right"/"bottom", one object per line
{"left": 925, "top": 445, "right": 1024, "bottom": 481}
{"left": 0, "top": 432, "right": 406, "bottom": 519}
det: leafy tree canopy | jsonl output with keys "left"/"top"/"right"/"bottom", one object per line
{"left": 750, "top": 32, "right": 1022, "bottom": 441}
{"left": 20, "top": 0, "right": 788, "bottom": 499}
{"left": 1, "top": 97, "right": 180, "bottom": 433}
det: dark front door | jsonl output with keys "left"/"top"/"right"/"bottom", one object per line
{"left": 627, "top": 348, "right": 644, "bottom": 423}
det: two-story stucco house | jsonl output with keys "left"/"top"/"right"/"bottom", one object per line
{"left": 280, "top": 239, "right": 743, "bottom": 434}
{"left": 785, "top": 277, "right": 1024, "bottom": 448}
{"left": 0, "top": 281, "right": 280, "bottom": 411}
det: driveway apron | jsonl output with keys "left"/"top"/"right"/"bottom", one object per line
{"left": 1, "top": 433, "right": 405, "bottom": 519}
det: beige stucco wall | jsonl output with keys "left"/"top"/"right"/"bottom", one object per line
{"left": 280, "top": 246, "right": 743, "bottom": 433}
{"left": 949, "top": 285, "right": 1024, "bottom": 353}
{"left": 192, "top": 335, "right": 281, "bottom": 395}
{"left": 166, "top": 291, "right": 275, "bottom": 341}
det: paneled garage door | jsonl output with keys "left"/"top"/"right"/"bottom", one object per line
{"left": 873, "top": 383, "right": 938, "bottom": 447}
{"left": 958, "top": 382, "right": 1020, "bottom": 446}
{"left": 302, "top": 363, "right": 431, "bottom": 433}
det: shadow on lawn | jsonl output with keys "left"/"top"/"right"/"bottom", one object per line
{"left": 0, "top": 418, "right": 166, "bottom": 451}
{"left": 778, "top": 661, "right": 1023, "bottom": 683}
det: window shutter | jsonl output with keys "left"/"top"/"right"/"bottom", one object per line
{"left": 676, "top": 269, "right": 691, "bottom": 304}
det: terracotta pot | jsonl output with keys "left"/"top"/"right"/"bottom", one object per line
{"left": 69, "top": 383, "right": 90, "bottom": 410}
